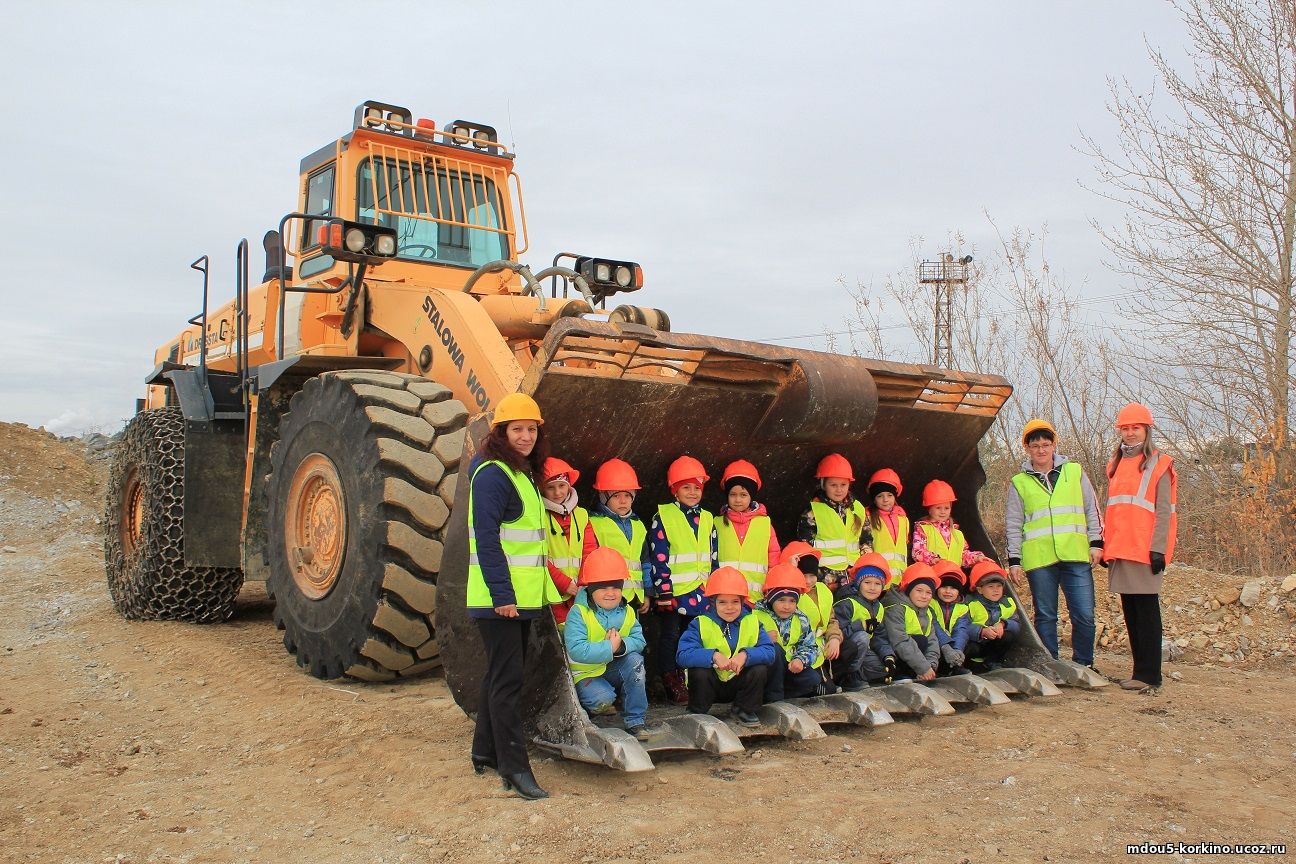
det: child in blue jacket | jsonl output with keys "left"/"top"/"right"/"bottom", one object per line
{"left": 833, "top": 552, "right": 896, "bottom": 688}
{"left": 930, "top": 560, "right": 973, "bottom": 675}
{"left": 565, "top": 548, "right": 651, "bottom": 740}
{"left": 965, "top": 560, "right": 1021, "bottom": 671}
{"left": 676, "top": 567, "right": 776, "bottom": 727}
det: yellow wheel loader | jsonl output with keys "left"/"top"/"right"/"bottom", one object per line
{"left": 104, "top": 100, "right": 1105, "bottom": 772}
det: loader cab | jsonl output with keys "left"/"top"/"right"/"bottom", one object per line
{"left": 291, "top": 101, "right": 525, "bottom": 293}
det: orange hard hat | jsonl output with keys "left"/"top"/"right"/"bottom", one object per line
{"left": 968, "top": 559, "right": 1010, "bottom": 591}
{"left": 931, "top": 558, "right": 967, "bottom": 588}
{"left": 541, "top": 457, "right": 580, "bottom": 487}
{"left": 593, "top": 458, "right": 640, "bottom": 491}
{"left": 866, "top": 468, "right": 902, "bottom": 497}
{"left": 492, "top": 392, "right": 543, "bottom": 426}
{"left": 847, "top": 552, "right": 891, "bottom": 582}
{"left": 762, "top": 563, "right": 807, "bottom": 595}
{"left": 1115, "top": 402, "right": 1154, "bottom": 428}
{"left": 703, "top": 566, "right": 750, "bottom": 599}
{"left": 721, "top": 459, "right": 762, "bottom": 491}
{"left": 815, "top": 453, "right": 855, "bottom": 482}
{"left": 921, "top": 479, "right": 957, "bottom": 507}
{"left": 899, "top": 562, "right": 939, "bottom": 594}
{"left": 779, "top": 540, "right": 821, "bottom": 564}
{"left": 578, "top": 546, "right": 631, "bottom": 588}
{"left": 667, "top": 455, "right": 709, "bottom": 488}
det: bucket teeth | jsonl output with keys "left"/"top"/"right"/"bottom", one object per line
{"left": 652, "top": 713, "right": 745, "bottom": 755}
{"left": 751, "top": 702, "right": 827, "bottom": 740}
{"left": 799, "top": 692, "right": 895, "bottom": 728}
{"left": 869, "top": 681, "right": 957, "bottom": 716}
{"left": 979, "top": 667, "right": 1063, "bottom": 697}
{"left": 1037, "top": 658, "right": 1110, "bottom": 689}
{"left": 534, "top": 726, "right": 655, "bottom": 772}
{"left": 924, "top": 674, "right": 1011, "bottom": 707}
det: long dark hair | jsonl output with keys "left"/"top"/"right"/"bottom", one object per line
{"left": 1108, "top": 431, "right": 1155, "bottom": 478}
{"left": 480, "top": 422, "right": 550, "bottom": 478}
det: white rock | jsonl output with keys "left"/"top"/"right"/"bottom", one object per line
{"left": 1280, "top": 574, "right": 1296, "bottom": 594}
{"left": 1001, "top": 775, "right": 1017, "bottom": 786}
{"left": 1239, "top": 581, "right": 1262, "bottom": 607}
{"left": 1, "top": 546, "right": 16, "bottom": 553}
{"left": 1242, "top": 614, "right": 1254, "bottom": 627}
{"left": 1169, "top": 671, "right": 1183, "bottom": 681}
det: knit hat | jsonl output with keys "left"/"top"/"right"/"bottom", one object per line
{"left": 723, "top": 475, "right": 759, "bottom": 499}
{"left": 867, "top": 481, "right": 897, "bottom": 499}
{"left": 796, "top": 555, "right": 820, "bottom": 576}
{"left": 763, "top": 587, "right": 800, "bottom": 606}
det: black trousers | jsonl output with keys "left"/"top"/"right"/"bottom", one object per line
{"left": 763, "top": 653, "right": 825, "bottom": 702}
{"left": 1120, "top": 593, "right": 1163, "bottom": 686}
{"left": 472, "top": 617, "right": 533, "bottom": 776}
{"left": 686, "top": 665, "right": 768, "bottom": 714}
{"left": 825, "top": 636, "right": 860, "bottom": 685}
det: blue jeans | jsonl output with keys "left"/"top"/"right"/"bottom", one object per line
{"left": 575, "top": 651, "right": 648, "bottom": 727}
{"left": 1026, "top": 560, "right": 1096, "bottom": 666}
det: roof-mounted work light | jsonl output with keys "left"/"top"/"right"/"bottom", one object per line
{"left": 316, "top": 219, "right": 399, "bottom": 264}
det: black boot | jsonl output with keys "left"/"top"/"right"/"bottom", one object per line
{"left": 470, "top": 753, "right": 496, "bottom": 775}
{"left": 500, "top": 770, "right": 548, "bottom": 800}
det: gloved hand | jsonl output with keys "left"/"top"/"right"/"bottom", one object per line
{"left": 1150, "top": 552, "right": 1166, "bottom": 576}
{"left": 883, "top": 655, "right": 897, "bottom": 683}
{"left": 653, "top": 595, "right": 678, "bottom": 613}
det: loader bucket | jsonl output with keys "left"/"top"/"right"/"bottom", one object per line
{"left": 437, "top": 317, "right": 1029, "bottom": 769}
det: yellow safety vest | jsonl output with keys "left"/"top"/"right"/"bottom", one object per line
{"left": 467, "top": 461, "right": 555, "bottom": 610}
{"left": 932, "top": 600, "right": 970, "bottom": 636}
{"left": 568, "top": 603, "right": 638, "bottom": 684}
{"left": 589, "top": 514, "right": 647, "bottom": 605}
{"left": 546, "top": 507, "right": 590, "bottom": 581}
{"left": 696, "top": 614, "right": 761, "bottom": 682}
{"left": 870, "top": 510, "right": 910, "bottom": 585}
{"left": 841, "top": 596, "right": 886, "bottom": 630}
{"left": 797, "top": 582, "right": 835, "bottom": 638}
{"left": 968, "top": 596, "right": 1018, "bottom": 628}
{"left": 1012, "top": 462, "right": 1089, "bottom": 571}
{"left": 715, "top": 515, "right": 772, "bottom": 602}
{"left": 901, "top": 603, "right": 935, "bottom": 639}
{"left": 810, "top": 500, "right": 868, "bottom": 571}
{"left": 919, "top": 522, "right": 966, "bottom": 565}
{"left": 753, "top": 607, "right": 824, "bottom": 669}
{"left": 656, "top": 505, "right": 714, "bottom": 596}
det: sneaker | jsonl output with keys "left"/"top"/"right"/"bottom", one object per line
{"left": 734, "top": 709, "right": 761, "bottom": 727}
{"left": 813, "top": 681, "right": 841, "bottom": 697}
{"left": 590, "top": 702, "right": 618, "bottom": 716}
{"left": 983, "top": 661, "right": 1005, "bottom": 671}
{"left": 949, "top": 666, "right": 972, "bottom": 676}
{"left": 626, "top": 724, "right": 651, "bottom": 742}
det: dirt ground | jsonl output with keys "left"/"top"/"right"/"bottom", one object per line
{"left": 1, "top": 422, "right": 1293, "bottom": 864}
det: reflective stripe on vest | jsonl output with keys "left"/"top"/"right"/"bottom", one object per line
{"left": 870, "top": 510, "right": 910, "bottom": 583}
{"left": 810, "top": 500, "right": 867, "bottom": 570}
{"left": 919, "top": 522, "right": 966, "bottom": 564}
{"left": 932, "top": 600, "right": 970, "bottom": 635}
{"left": 844, "top": 596, "right": 886, "bottom": 629}
{"left": 1012, "top": 462, "right": 1089, "bottom": 571}
{"left": 657, "top": 505, "right": 715, "bottom": 596}
{"left": 466, "top": 461, "right": 553, "bottom": 609}
{"left": 753, "top": 607, "right": 823, "bottom": 669}
{"left": 1104, "top": 451, "right": 1178, "bottom": 564}
{"left": 546, "top": 507, "right": 590, "bottom": 579}
{"left": 797, "top": 582, "right": 835, "bottom": 638}
{"left": 715, "top": 516, "right": 772, "bottom": 601}
{"left": 902, "top": 604, "right": 935, "bottom": 638}
{"left": 568, "top": 603, "right": 638, "bottom": 684}
{"left": 967, "top": 596, "right": 1018, "bottom": 627}
{"left": 589, "top": 515, "right": 647, "bottom": 604}
{"left": 697, "top": 614, "right": 761, "bottom": 682}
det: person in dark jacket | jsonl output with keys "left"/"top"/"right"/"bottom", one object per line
{"left": 676, "top": 567, "right": 776, "bottom": 726}
{"left": 833, "top": 552, "right": 895, "bottom": 688}
{"left": 930, "top": 559, "right": 972, "bottom": 675}
{"left": 465, "top": 393, "right": 553, "bottom": 800}
{"left": 884, "top": 563, "right": 943, "bottom": 681}
{"left": 964, "top": 560, "right": 1022, "bottom": 671}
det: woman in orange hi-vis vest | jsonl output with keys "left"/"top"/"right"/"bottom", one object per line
{"left": 1102, "top": 402, "right": 1177, "bottom": 692}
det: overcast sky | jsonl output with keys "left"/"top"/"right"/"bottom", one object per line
{"left": 0, "top": 1, "right": 1188, "bottom": 435}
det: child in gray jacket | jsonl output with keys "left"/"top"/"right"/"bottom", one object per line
{"left": 882, "top": 563, "right": 942, "bottom": 681}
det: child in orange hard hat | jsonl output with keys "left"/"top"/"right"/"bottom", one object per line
{"left": 833, "top": 552, "right": 897, "bottom": 689}
{"left": 930, "top": 559, "right": 972, "bottom": 675}
{"left": 541, "top": 457, "right": 588, "bottom": 629}
{"left": 883, "top": 563, "right": 943, "bottom": 681}
{"left": 715, "top": 460, "right": 782, "bottom": 603}
{"left": 911, "top": 479, "right": 988, "bottom": 571}
{"left": 649, "top": 455, "right": 719, "bottom": 705}
{"left": 564, "top": 547, "right": 651, "bottom": 740}
{"left": 752, "top": 563, "right": 827, "bottom": 701}
{"left": 582, "top": 458, "right": 651, "bottom": 615}
{"left": 796, "top": 453, "right": 871, "bottom": 592}
{"left": 781, "top": 541, "right": 846, "bottom": 677}
{"left": 866, "top": 468, "right": 909, "bottom": 587}
{"left": 964, "top": 560, "right": 1021, "bottom": 671}
{"left": 675, "top": 567, "right": 776, "bottom": 726}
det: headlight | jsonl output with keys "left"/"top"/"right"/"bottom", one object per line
{"left": 575, "top": 255, "right": 645, "bottom": 299}
{"left": 595, "top": 262, "right": 612, "bottom": 282}
{"left": 375, "top": 235, "right": 397, "bottom": 257}
{"left": 614, "top": 265, "right": 632, "bottom": 288}
{"left": 345, "top": 228, "right": 367, "bottom": 253}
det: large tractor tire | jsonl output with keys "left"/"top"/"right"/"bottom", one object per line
{"left": 265, "top": 371, "right": 466, "bottom": 681}
{"left": 103, "top": 407, "right": 245, "bottom": 622}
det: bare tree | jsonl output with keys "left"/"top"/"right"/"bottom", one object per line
{"left": 1084, "top": 0, "right": 1296, "bottom": 530}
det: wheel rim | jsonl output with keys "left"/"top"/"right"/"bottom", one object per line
{"left": 120, "top": 467, "right": 144, "bottom": 557}
{"left": 285, "top": 453, "right": 347, "bottom": 600}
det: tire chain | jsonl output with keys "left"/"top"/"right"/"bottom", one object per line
{"left": 103, "top": 408, "right": 244, "bottom": 623}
